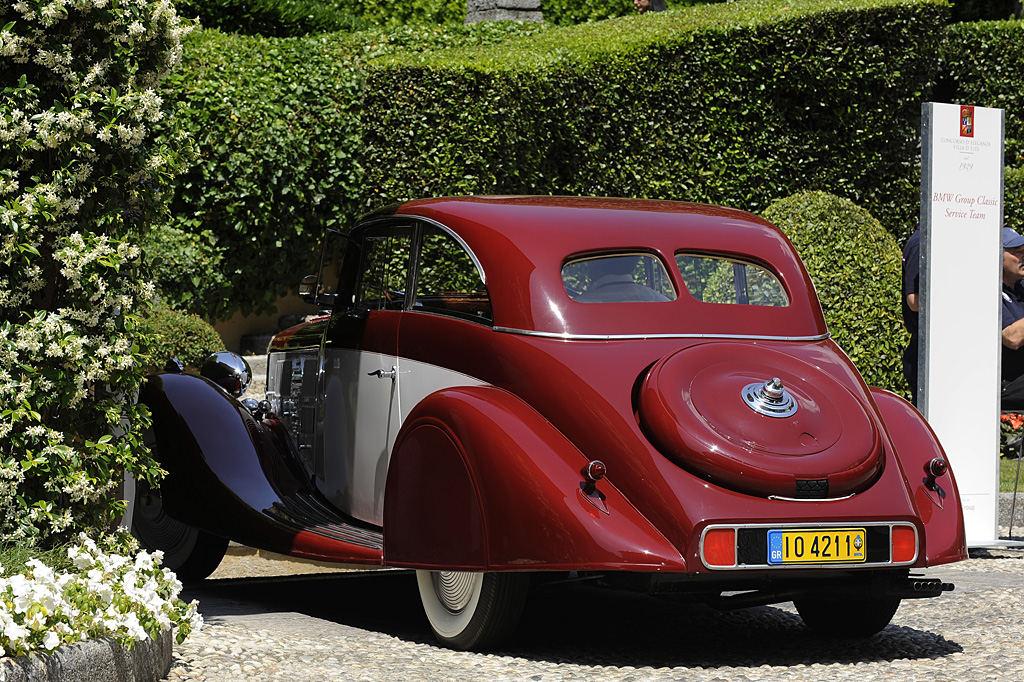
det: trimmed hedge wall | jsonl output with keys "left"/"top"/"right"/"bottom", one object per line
{"left": 542, "top": 0, "right": 718, "bottom": 24}
{"left": 155, "top": 1, "right": 1024, "bottom": 322}
{"left": 762, "top": 192, "right": 908, "bottom": 394}
{"left": 176, "top": 0, "right": 712, "bottom": 33}
{"left": 944, "top": 20, "right": 1024, "bottom": 168}
{"left": 151, "top": 30, "right": 366, "bottom": 318}
{"left": 152, "top": 22, "right": 544, "bottom": 319}
{"left": 1008, "top": 165, "right": 1024, "bottom": 231}
{"left": 177, "top": 0, "right": 464, "bottom": 36}
{"left": 362, "top": 0, "right": 949, "bottom": 238}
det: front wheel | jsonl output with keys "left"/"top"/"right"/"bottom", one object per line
{"left": 416, "top": 570, "right": 529, "bottom": 650}
{"left": 795, "top": 596, "right": 901, "bottom": 637}
{"left": 132, "top": 477, "right": 228, "bottom": 582}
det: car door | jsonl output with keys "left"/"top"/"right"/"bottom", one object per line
{"left": 317, "top": 223, "right": 412, "bottom": 526}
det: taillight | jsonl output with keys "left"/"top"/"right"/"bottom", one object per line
{"left": 892, "top": 525, "right": 918, "bottom": 563}
{"left": 702, "top": 528, "right": 737, "bottom": 567}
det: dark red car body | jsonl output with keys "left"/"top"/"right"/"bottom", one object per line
{"left": 135, "top": 196, "right": 965, "bottom": 649}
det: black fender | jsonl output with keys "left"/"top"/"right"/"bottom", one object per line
{"left": 140, "top": 373, "right": 382, "bottom": 564}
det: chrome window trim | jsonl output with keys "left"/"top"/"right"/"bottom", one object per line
{"left": 388, "top": 213, "right": 487, "bottom": 285}
{"left": 493, "top": 327, "right": 830, "bottom": 342}
{"left": 699, "top": 521, "right": 919, "bottom": 571}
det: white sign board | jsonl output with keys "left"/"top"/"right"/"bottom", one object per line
{"left": 919, "top": 102, "right": 1005, "bottom": 547}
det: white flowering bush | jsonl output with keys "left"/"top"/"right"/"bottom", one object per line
{"left": 0, "top": 531, "right": 201, "bottom": 657}
{"left": 1, "top": 1, "right": 196, "bottom": 544}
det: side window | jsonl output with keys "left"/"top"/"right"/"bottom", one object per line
{"left": 317, "top": 228, "right": 348, "bottom": 306}
{"left": 356, "top": 227, "right": 413, "bottom": 311}
{"left": 413, "top": 225, "right": 491, "bottom": 324}
{"left": 562, "top": 252, "right": 677, "bottom": 303}
{"left": 675, "top": 253, "right": 789, "bottom": 306}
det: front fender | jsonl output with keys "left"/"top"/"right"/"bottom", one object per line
{"left": 870, "top": 388, "right": 967, "bottom": 566}
{"left": 141, "top": 373, "right": 381, "bottom": 564}
{"left": 383, "top": 386, "right": 687, "bottom": 572}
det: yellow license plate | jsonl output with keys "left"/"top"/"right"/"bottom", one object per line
{"left": 767, "top": 528, "right": 866, "bottom": 565}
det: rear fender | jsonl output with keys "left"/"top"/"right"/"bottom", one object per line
{"left": 383, "top": 386, "right": 686, "bottom": 572}
{"left": 870, "top": 388, "right": 967, "bottom": 566}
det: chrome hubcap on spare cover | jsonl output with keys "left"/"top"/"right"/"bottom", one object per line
{"left": 741, "top": 377, "right": 798, "bottom": 418}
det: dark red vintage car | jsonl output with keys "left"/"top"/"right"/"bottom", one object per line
{"left": 132, "top": 196, "right": 965, "bottom": 650}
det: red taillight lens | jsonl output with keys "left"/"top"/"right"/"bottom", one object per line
{"left": 583, "top": 460, "right": 607, "bottom": 482}
{"left": 927, "top": 457, "right": 948, "bottom": 478}
{"left": 703, "top": 528, "right": 737, "bottom": 567}
{"left": 892, "top": 525, "right": 918, "bottom": 563}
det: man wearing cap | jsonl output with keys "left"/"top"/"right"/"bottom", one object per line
{"left": 999, "top": 227, "right": 1024, "bottom": 408}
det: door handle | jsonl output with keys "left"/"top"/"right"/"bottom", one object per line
{"left": 368, "top": 366, "right": 397, "bottom": 380}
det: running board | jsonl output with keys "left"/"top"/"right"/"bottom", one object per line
{"left": 265, "top": 491, "right": 383, "bottom": 551}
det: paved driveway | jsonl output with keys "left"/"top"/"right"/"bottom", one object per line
{"left": 165, "top": 547, "right": 1024, "bottom": 681}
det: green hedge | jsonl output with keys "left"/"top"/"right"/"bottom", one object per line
{"left": 144, "top": 302, "right": 225, "bottom": 372}
{"left": 152, "top": 21, "right": 544, "bottom": 319}
{"left": 176, "top": 0, "right": 714, "bottom": 32}
{"left": 1008, "top": 165, "right": 1024, "bottom": 230}
{"left": 943, "top": 20, "right": 1024, "bottom": 168}
{"left": 157, "top": 0, "right": 1024, "bottom": 322}
{"left": 762, "top": 192, "right": 908, "bottom": 394}
{"left": 154, "top": 29, "right": 367, "bottom": 318}
{"left": 363, "top": 0, "right": 949, "bottom": 237}
{"left": 177, "top": 0, "right": 464, "bottom": 35}
{"left": 542, "top": 0, "right": 710, "bottom": 24}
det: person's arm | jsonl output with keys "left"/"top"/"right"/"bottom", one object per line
{"left": 1004, "top": 317, "right": 1024, "bottom": 350}
{"left": 906, "top": 292, "right": 918, "bottom": 312}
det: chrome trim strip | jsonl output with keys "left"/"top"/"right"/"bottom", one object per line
{"left": 699, "top": 521, "right": 919, "bottom": 571}
{"left": 493, "top": 327, "right": 830, "bottom": 342}
{"left": 767, "top": 493, "right": 857, "bottom": 502}
{"left": 388, "top": 213, "right": 488, "bottom": 285}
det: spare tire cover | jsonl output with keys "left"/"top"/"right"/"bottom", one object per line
{"left": 638, "top": 343, "right": 883, "bottom": 499}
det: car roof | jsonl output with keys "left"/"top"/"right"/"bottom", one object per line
{"left": 368, "top": 196, "right": 827, "bottom": 338}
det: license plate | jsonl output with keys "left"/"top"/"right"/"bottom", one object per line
{"left": 767, "top": 528, "right": 866, "bottom": 565}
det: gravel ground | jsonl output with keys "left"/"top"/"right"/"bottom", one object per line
{"left": 165, "top": 545, "right": 1024, "bottom": 682}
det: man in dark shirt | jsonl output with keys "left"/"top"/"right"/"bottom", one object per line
{"left": 1000, "top": 227, "right": 1024, "bottom": 409}
{"left": 901, "top": 227, "right": 921, "bottom": 404}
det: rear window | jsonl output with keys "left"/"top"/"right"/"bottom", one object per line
{"left": 562, "top": 253, "right": 677, "bottom": 303}
{"left": 675, "top": 253, "right": 789, "bottom": 306}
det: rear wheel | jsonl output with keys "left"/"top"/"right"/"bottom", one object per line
{"left": 132, "top": 477, "right": 228, "bottom": 582}
{"left": 795, "top": 596, "right": 901, "bottom": 637}
{"left": 416, "top": 570, "right": 529, "bottom": 650}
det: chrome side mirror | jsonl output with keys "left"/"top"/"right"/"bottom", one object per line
{"left": 298, "top": 274, "right": 319, "bottom": 304}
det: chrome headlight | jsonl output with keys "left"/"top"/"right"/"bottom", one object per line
{"left": 200, "top": 351, "right": 252, "bottom": 397}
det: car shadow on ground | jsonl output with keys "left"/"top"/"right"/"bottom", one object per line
{"left": 182, "top": 570, "right": 963, "bottom": 669}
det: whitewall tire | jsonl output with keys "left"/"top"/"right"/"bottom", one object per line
{"left": 416, "top": 570, "right": 529, "bottom": 650}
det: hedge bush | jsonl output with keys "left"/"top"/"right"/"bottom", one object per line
{"left": 156, "top": 0, "right": 1024, "bottom": 322}
{"left": 762, "top": 192, "right": 908, "bottom": 394}
{"left": 153, "top": 21, "right": 545, "bottom": 319}
{"left": 951, "top": 0, "right": 1022, "bottom": 22}
{"left": 144, "top": 302, "right": 224, "bottom": 372}
{"left": 1008, "top": 165, "right": 1024, "bottom": 230}
{"left": 942, "top": 19, "right": 1024, "bottom": 169}
{"left": 153, "top": 29, "right": 366, "bottom": 318}
{"left": 177, "top": 0, "right": 463, "bottom": 35}
{"left": 362, "top": 0, "right": 949, "bottom": 236}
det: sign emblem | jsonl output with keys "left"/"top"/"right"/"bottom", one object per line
{"left": 960, "top": 105, "right": 975, "bottom": 137}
